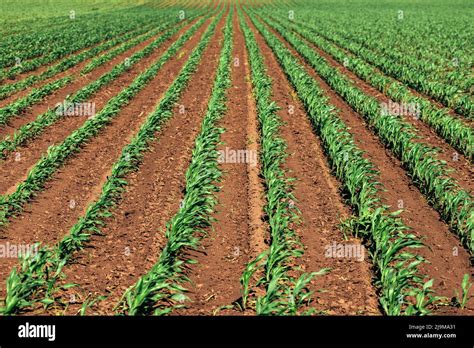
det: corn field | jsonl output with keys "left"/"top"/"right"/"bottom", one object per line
{"left": 0, "top": 0, "right": 472, "bottom": 320}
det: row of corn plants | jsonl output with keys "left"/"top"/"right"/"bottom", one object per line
{"left": 0, "top": 15, "right": 212, "bottom": 229}
{"left": 254, "top": 11, "right": 474, "bottom": 255}
{"left": 266, "top": 14, "right": 473, "bottom": 161}
{"left": 0, "top": 76, "right": 72, "bottom": 126}
{"left": 115, "top": 8, "right": 230, "bottom": 316}
{"left": 0, "top": 10, "right": 224, "bottom": 316}
{"left": 0, "top": 17, "right": 198, "bottom": 160}
{"left": 266, "top": 10, "right": 472, "bottom": 118}
{"left": 244, "top": 9, "right": 438, "bottom": 315}
{"left": 238, "top": 9, "right": 324, "bottom": 316}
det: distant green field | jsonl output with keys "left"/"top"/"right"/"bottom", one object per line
{"left": 0, "top": 0, "right": 147, "bottom": 20}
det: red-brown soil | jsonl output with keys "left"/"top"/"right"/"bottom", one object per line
{"left": 177, "top": 10, "right": 267, "bottom": 315}
{"left": 0, "top": 5, "right": 471, "bottom": 317}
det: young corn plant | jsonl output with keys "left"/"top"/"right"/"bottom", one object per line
{"left": 453, "top": 274, "right": 472, "bottom": 309}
